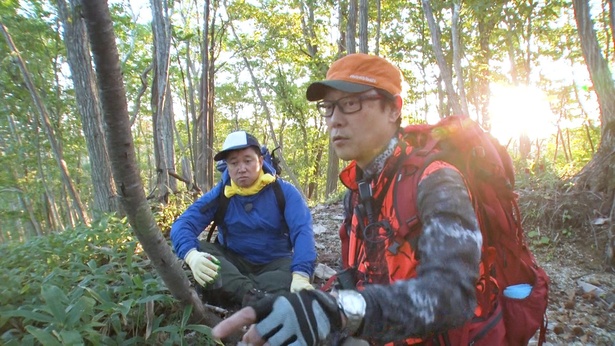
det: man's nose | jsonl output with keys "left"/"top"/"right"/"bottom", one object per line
{"left": 328, "top": 106, "right": 345, "bottom": 127}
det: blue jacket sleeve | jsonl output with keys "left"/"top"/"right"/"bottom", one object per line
{"left": 170, "top": 181, "right": 224, "bottom": 260}
{"left": 279, "top": 180, "right": 317, "bottom": 276}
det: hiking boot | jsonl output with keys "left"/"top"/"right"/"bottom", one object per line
{"left": 241, "top": 288, "right": 273, "bottom": 308}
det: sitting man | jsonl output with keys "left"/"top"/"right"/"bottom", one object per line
{"left": 170, "top": 130, "right": 316, "bottom": 308}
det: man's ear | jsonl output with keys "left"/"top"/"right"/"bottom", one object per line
{"left": 388, "top": 95, "right": 403, "bottom": 123}
{"left": 394, "top": 94, "right": 403, "bottom": 110}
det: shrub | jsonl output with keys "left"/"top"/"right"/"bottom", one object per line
{"left": 0, "top": 215, "right": 215, "bottom": 345}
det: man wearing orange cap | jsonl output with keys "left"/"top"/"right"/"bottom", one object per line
{"left": 212, "top": 54, "right": 492, "bottom": 345}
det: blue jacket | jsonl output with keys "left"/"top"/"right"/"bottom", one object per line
{"left": 170, "top": 162, "right": 316, "bottom": 276}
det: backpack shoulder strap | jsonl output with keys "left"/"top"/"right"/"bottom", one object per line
{"left": 272, "top": 179, "right": 285, "bottom": 211}
{"left": 339, "top": 189, "right": 356, "bottom": 269}
{"left": 272, "top": 179, "right": 289, "bottom": 235}
{"left": 205, "top": 189, "right": 231, "bottom": 243}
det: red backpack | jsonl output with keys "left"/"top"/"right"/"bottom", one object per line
{"left": 336, "top": 115, "right": 549, "bottom": 345}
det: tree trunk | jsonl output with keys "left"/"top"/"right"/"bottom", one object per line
{"left": 179, "top": 40, "right": 198, "bottom": 190}
{"left": 3, "top": 116, "right": 44, "bottom": 237}
{"left": 523, "top": 0, "right": 537, "bottom": 85}
{"left": 56, "top": 0, "right": 120, "bottom": 217}
{"left": 451, "top": 1, "right": 468, "bottom": 115}
{"left": 358, "top": 0, "right": 368, "bottom": 53}
{"left": 0, "top": 23, "right": 90, "bottom": 226}
{"left": 299, "top": 0, "right": 318, "bottom": 57}
{"left": 196, "top": 0, "right": 215, "bottom": 192}
{"left": 422, "top": 0, "right": 462, "bottom": 115}
{"left": 206, "top": 8, "right": 217, "bottom": 192}
{"left": 326, "top": 141, "right": 340, "bottom": 197}
{"left": 375, "top": 0, "right": 381, "bottom": 55}
{"left": 151, "top": 0, "right": 177, "bottom": 203}
{"left": 227, "top": 20, "right": 305, "bottom": 198}
{"left": 503, "top": 7, "right": 519, "bottom": 85}
{"left": 572, "top": 0, "right": 615, "bottom": 195}
{"left": 609, "top": 0, "right": 615, "bottom": 60}
{"left": 472, "top": 2, "right": 503, "bottom": 130}
{"left": 79, "top": 0, "right": 230, "bottom": 332}
{"left": 346, "top": 0, "right": 358, "bottom": 53}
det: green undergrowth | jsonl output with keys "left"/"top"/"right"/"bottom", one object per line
{"left": 0, "top": 216, "right": 215, "bottom": 345}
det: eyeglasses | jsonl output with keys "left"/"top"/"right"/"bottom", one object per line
{"left": 316, "top": 93, "right": 383, "bottom": 117}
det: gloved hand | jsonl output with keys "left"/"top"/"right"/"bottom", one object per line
{"left": 290, "top": 272, "right": 314, "bottom": 292}
{"left": 184, "top": 249, "right": 220, "bottom": 287}
{"left": 251, "top": 290, "right": 342, "bottom": 346}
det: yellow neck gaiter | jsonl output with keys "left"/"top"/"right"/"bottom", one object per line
{"left": 224, "top": 170, "right": 276, "bottom": 198}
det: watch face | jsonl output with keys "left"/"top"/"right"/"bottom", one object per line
{"left": 338, "top": 290, "right": 366, "bottom": 335}
{"left": 339, "top": 290, "right": 366, "bottom": 316}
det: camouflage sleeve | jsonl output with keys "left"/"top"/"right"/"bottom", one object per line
{"left": 356, "top": 166, "right": 482, "bottom": 343}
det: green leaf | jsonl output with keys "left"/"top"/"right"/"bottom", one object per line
{"left": 136, "top": 294, "right": 168, "bottom": 304}
{"left": 65, "top": 296, "right": 95, "bottom": 326}
{"left": 181, "top": 305, "right": 192, "bottom": 327}
{"left": 41, "top": 285, "right": 68, "bottom": 322}
{"left": 87, "top": 259, "right": 98, "bottom": 270}
{"left": 24, "top": 326, "right": 62, "bottom": 346}
{"left": 131, "top": 275, "right": 143, "bottom": 289}
{"left": 3, "top": 309, "right": 54, "bottom": 323}
{"left": 124, "top": 242, "right": 136, "bottom": 268}
{"left": 185, "top": 324, "right": 213, "bottom": 335}
{"left": 58, "top": 330, "right": 84, "bottom": 345}
{"left": 117, "top": 299, "right": 134, "bottom": 317}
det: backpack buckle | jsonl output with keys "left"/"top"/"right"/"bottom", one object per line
{"left": 362, "top": 220, "right": 394, "bottom": 244}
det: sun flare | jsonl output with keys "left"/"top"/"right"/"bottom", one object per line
{"left": 488, "top": 84, "right": 557, "bottom": 145}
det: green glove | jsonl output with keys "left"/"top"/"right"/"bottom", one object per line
{"left": 184, "top": 249, "right": 220, "bottom": 287}
{"left": 290, "top": 272, "right": 314, "bottom": 292}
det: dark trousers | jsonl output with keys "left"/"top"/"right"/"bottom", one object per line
{"left": 199, "top": 241, "right": 292, "bottom": 306}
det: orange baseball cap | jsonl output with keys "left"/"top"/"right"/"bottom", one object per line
{"left": 306, "top": 53, "right": 403, "bottom": 101}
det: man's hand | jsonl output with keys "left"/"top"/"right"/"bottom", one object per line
{"left": 184, "top": 249, "right": 220, "bottom": 286}
{"left": 212, "top": 290, "right": 342, "bottom": 346}
{"left": 290, "top": 272, "right": 314, "bottom": 292}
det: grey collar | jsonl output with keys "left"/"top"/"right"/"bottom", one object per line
{"left": 362, "top": 137, "right": 399, "bottom": 180}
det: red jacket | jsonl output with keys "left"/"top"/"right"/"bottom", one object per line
{"left": 338, "top": 140, "right": 505, "bottom": 345}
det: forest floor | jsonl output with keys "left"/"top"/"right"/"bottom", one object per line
{"left": 309, "top": 187, "right": 615, "bottom": 346}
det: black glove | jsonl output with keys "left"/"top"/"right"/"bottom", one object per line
{"left": 250, "top": 290, "right": 342, "bottom": 346}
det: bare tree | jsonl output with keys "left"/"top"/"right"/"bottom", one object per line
{"left": 196, "top": 0, "right": 216, "bottom": 192}
{"left": 0, "top": 23, "right": 90, "bottom": 226}
{"left": 451, "top": 0, "right": 468, "bottom": 115}
{"left": 346, "top": 0, "right": 358, "bottom": 53}
{"left": 79, "top": 0, "right": 237, "bottom": 336}
{"left": 226, "top": 20, "right": 304, "bottom": 197}
{"left": 56, "top": 0, "right": 120, "bottom": 216}
{"left": 572, "top": 0, "right": 615, "bottom": 195}
{"left": 150, "top": 0, "right": 177, "bottom": 203}
{"left": 0, "top": 136, "right": 43, "bottom": 236}
{"left": 374, "top": 0, "right": 382, "bottom": 55}
{"left": 422, "top": 0, "right": 463, "bottom": 116}
{"left": 358, "top": 0, "right": 368, "bottom": 53}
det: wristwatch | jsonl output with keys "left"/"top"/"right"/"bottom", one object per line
{"left": 337, "top": 289, "right": 367, "bottom": 335}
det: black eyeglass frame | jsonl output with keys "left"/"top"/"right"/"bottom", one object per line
{"left": 316, "top": 90, "right": 394, "bottom": 117}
